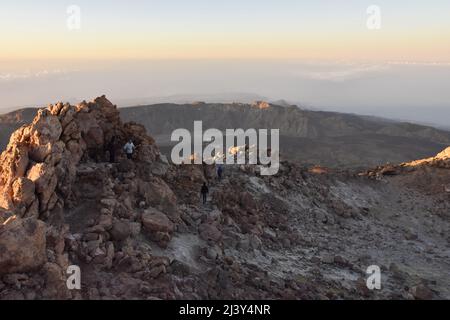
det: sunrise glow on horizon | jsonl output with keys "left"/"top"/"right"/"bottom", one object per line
{"left": 2, "top": 0, "right": 450, "bottom": 125}
{"left": 1, "top": 0, "right": 450, "bottom": 62}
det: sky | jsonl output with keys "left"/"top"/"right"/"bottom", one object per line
{"left": 1, "top": 0, "right": 450, "bottom": 60}
{"left": 0, "top": 1, "right": 449, "bottom": 126}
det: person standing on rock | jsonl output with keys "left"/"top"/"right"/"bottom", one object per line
{"left": 201, "top": 182, "right": 209, "bottom": 205}
{"left": 107, "top": 136, "right": 117, "bottom": 163}
{"left": 123, "top": 139, "right": 135, "bottom": 160}
{"left": 217, "top": 165, "right": 223, "bottom": 181}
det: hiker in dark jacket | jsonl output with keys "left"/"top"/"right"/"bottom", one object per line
{"left": 107, "top": 136, "right": 117, "bottom": 163}
{"left": 200, "top": 183, "right": 209, "bottom": 204}
{"left": 217, "top": 165, "right": 223, "bottom": 181}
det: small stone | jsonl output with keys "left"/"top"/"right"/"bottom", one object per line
{"left": 411, "top": 285, "right": 434, "bottom": 300}
{"left": 110, "top": 220, "right": 131, "bottom": 241}
{"left": 199, "top": 223, "right": 221, "bottom": 242}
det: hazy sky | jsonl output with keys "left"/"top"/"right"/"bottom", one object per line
{"left": 1, "top": 0, "right": 450, "bottom": 60}
{"left": 0, "top": 1, "right": 449, "bottom": 126}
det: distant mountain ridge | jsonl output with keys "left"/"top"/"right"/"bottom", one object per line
{"left": 121, "top": 102, "right": 450, "bottom": 143}
{"left": 1, "top": 101, "right": 449, "bottom": 168}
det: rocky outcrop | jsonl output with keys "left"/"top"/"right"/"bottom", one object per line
{"left": 0, "top": 95, "right": 158, "bottom": 220}
{"left": 0, "top": 96, "right": 160, "bottom": 295}
{"left": 363, "top": 146, "right": 450, "bottom": 179}
{"left": 0, "top": 217, "right": 46, "bottom": 274}
{"left": 403, "top": 146, "right": 450, "bottom": 168}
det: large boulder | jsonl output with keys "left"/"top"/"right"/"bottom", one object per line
{"left": 109, "top": 220, "right": 131, "bottom": 241}
{"left": 141, "top": 208, "right": 175, "bottom": 247}
{"left": 0, "top": 217, "right": 46, "bottom": 274}
{"left": 138, "top": 177, "right": 177, "bottom": 209}
{"left": 141, "top": 208, "right": 174, "bottom": 234}
{"left": 199, "top": 223, "right": 222, "bottom": 242}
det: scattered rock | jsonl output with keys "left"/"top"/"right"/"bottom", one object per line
{"left": 410, "top": 285, "right": 434, "bottom": 300}
{"left": 199, "top": 223, "right": 221, "bottom": 242}
{"left": 110, "top": 220, "right": 131, "bottom": 241}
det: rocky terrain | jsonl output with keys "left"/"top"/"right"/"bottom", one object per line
{"left": 0, "top": 97, "right": 449, "bottom": 300}
{"left": 2, "top": 101, "right": 450, "bottom": 168}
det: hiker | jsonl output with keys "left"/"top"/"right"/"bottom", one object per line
{"left": 107, "top": 136, "right": 117, "bottom": 163}
{"left": 200, "top": 182, "right": 209, "bottom": 205}
{"left": 123, "top": 139, "right": 135, "bottom": 160}
{"left": 217, "top": 165, "right": 223, "bottom": 181}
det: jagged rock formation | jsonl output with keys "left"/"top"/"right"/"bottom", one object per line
{"left": 0, "top": 96, "right": 160, "bottom": 298}
{"left": 0, "top": 97, "right": 449, "bottom": 300}
{"left": 0, "top": 96, "right": 157, "bottom": 218}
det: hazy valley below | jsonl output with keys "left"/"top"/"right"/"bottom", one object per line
{"left": 2, "top": 60, "right": 450, "bottom": 127}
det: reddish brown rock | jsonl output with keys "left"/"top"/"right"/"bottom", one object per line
{"left": 141, "top": 208, "right": 174, "bottom": 234}
{"left": 411, "top": 285, "right": 434, "bottom": 300}
{"left": 0, "top": 218, "right": 46, "bottom": 274}
{"left": 199, "top": 223, "right": 222, "bottom": 242}
{"left": 110, "top": 220, "right": 132, "bottom": 241}
{"left": 12, "top": 177, "right": 35, "bottom": 207}
{"left": 141, "top": 208, "right": 174, "bottom": 247}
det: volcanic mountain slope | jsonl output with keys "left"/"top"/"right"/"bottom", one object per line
{"left": 1, "top": 102, "right": 450, "bottom": 168}
{"left": 0, "top": 97, "right": 449, "bottom": 300}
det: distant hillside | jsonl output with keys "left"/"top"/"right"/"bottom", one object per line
{"left": 1, "top": 102, "right": 449, "bottom": 168}
{"left": 120, "top": 103, "right": 450, "bottom": 142}
{"left": 119, "top": 102, "right": 450, "bottom": 168}
{"left": 0, "top": 108, "right": 40, "bottom": 148}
